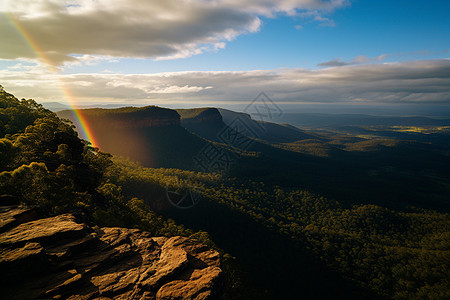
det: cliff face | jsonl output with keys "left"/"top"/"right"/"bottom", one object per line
{"left": 177, "top": 108, "right": 223, "bottom": 124}
{"left": 217, "top": 108, "right": 318, "bottom": 143}
{"left": 0, "top": 206, "right": 222, "bottom": 300}
{"left": 58, "top": 106, "right": 208, "bottom": 169}
{"left": 58, "top": 106, "right": 181, "bottom": 130}
{"left": 176, "top": 108, "right": 228, "bottom": 141}
{"left": 94, "top": 116, "right": 180, "bottom": 129}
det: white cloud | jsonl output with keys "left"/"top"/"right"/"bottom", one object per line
{"left": 318, "top": 54, "right": 389, "bottom": 67}
{"left": 0, "top": 0, "right": 347, "bottom": 66}
{"left": 147, "top": 85, "right": 213, "bottom": 94}
{"left": 1, "top": 59, "right": 449, "bottom": 105}
{"left": 61, "top": 55, "right": 119, "bottom": 69}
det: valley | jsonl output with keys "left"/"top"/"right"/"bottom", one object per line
{"left": 2, "top": 1, "right": 450, "bottom": 299}
{"left": 47, "top": 97, "right": 450, "bottom": 299}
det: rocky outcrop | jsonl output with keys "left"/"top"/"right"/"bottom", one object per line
{"left": 58, "top": 106, "right": 181, "bottom": 130}
{"left": 105, "top": 117, "right": 180, "bottom": 128}
{"left": 0, "top": 206, "right": 222, "bottom": 299}
{"left": 217, "top": 108, "right": 318, "bottom": 143}
{"left": 177, "top": 108, "right": 223, "bottom": 124}
{"left": 176, "top": 108, "right": 228, "bottom": 141}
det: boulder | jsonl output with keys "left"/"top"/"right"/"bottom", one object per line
{"left": 0, "top": 206, "right": 222, "bottom": 299}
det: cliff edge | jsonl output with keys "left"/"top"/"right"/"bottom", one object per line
{"left": 0, "top": 206, "right": 222, "bottom": 299}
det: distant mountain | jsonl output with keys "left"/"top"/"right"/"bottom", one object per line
{"left": 4, "top": 88, "right": 450, "bottom": 300}
{"left": 175, "top": 107, "right": 328, "bottom": 176}
{"left": 57, "top": 105, "right": 450, "bottom": 212}
{"left": 178, "top": 107, "right": 320, "bottom": 144}
{"left": 58, "top": 106, "right": 207, "bottom": 169}
{"left": 42, "top": 102, "right": 71, "bottom": 112}
{"left": 218, "top": 108, "right": 318, "bottom": 143}
{"left": 176, "top": 107, "right": 226, "bottom": 141}
{"left": 272, "top": 113, "right": 450, "bottom": 127}
{"left": 59, "top": 106, "right": 319, "bottom": 174}
{"left": 43, "top": 102, "right": 146, "bottom": 112}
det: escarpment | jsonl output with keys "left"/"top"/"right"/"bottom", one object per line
{"left": 0, "top": 206, "right": 223, "bottom": 300}
{"left": 176, "top": 108, "right": 228, "bottom": 141}
{"left": 101, "top": 116, "right": 180, "bottom": 128}
{"left": 59, "top": 106, "right": 181, "bottom": 130}
{"left": 57, "top": 106, "right": 208, "bottom": 169}
{"left": 177, "top": 108, "right": 223, "bottom": 124}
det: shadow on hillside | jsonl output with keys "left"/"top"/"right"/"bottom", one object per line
{"left": 160, "top": 198, "right": 380, "bottom": 300}
{"left": 233, "top": 140, "right": 450, "bottom": 211}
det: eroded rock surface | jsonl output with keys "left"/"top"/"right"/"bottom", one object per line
{"left": 0, "top": 206, "right": 222, "bottom": 299}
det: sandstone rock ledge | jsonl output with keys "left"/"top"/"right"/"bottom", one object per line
{"left": 0, "top": 206, "right": 222, "bottom": 299}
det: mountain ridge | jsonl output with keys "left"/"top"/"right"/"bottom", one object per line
{"left": 58, "top": 106, "right": 207, "bottom": 169}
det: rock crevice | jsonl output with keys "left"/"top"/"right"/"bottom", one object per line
{"left": 0, "top": 206, "right": 222, "bottom": 299}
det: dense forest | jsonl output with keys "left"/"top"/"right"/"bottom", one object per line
{"left": 1, "top": 86, "right": 449, "bottom": 299}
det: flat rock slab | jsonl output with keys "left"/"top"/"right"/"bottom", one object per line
{"left": 0, "top": 213, "right": 87, "bottom": 246}
{"left": 0, "top": 205, "right": 37, "bottom": 233}
{"left": 0, "top": 206, "right": 222, "bottom": 299}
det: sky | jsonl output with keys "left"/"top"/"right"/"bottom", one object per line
{"left": 0, "top": 0, "right": 449, "bottom": 113}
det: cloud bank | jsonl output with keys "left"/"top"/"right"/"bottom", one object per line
{"left": 0, "top": 0, "right": 347, "bottom": 65}
{"left": 317, "top": 55, "right": 389, "bottom": 67}
{"left": 2, "top": 59, "right": 449, "bottom": 105}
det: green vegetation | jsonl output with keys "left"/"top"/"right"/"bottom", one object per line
{"left": 67, "top": 105, "right": 180, "bottom": 119}
{"left": 176, "top": 107, "right": 217, "bottom": 119}
{"left": 58, "top": 106, "right": 208, "bottom": 169}
{"left": 0, "top": 87, "right": 189, "bottom": 235}
{"left": 102, "top": 159, "right": 450, "bottom": 299}
{"left": 177, "top": 107, "right": 228, "bottom": 142}
{"left": 1, "top": 86, "right": 449, "bottom": 299}
{"left": 0, "top": 87, "right": 261, "bottom": 299}
{"left": 218, "top": 108, "right": 318, "bottom": 143}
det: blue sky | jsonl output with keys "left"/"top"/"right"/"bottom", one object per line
{"left": 0, "top": 0, "right": 449, "bottom": 109}
{"left": 60, "top": 0, "right": 450, "bottom": 74}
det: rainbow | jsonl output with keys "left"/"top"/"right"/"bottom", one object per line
{"left": 4, "top": 13, "right": 99, "bottom": 148}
